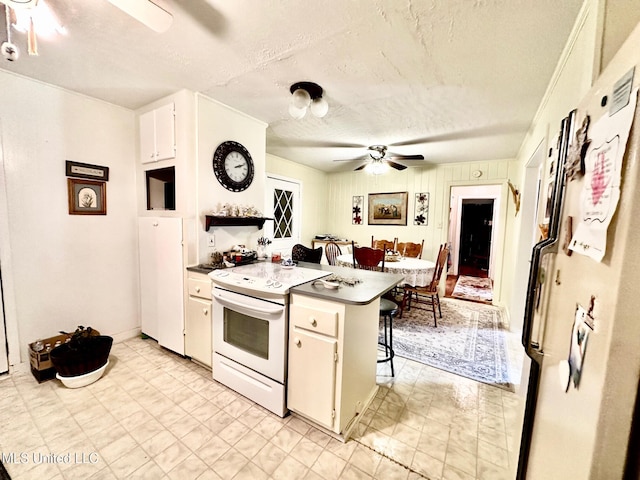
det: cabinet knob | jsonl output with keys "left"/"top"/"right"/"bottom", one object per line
{"left": 309, "top": 317, "right": 317, "bottom": 327}
{"left": 203, "top": 308, "right": 208, "bottom": 315}
{"left": 294, "top": 338, "right": 301, "bottom": 347}
{"left": 195, "top": 287, "right": 201, "bottom": 293}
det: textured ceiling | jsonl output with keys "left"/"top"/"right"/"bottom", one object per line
{"left": 0, "top": 0, "right": 584, "bottom": 172}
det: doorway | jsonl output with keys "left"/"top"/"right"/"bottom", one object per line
{"left": 458, "top": 199, "right": 494, "bottom": 277}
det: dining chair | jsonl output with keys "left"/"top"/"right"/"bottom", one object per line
{"left": 371, "top": 236, "right": 397, "bottom": 252}
{"left": 352, "top": 241, "right": 385, "bottom": 271}
{"left": 324, "top": 241, "right": 342, "bottom": 266}
{"left": 353, "top": 241, "right": 396, "bottom": 376}
{"left": 399, "top": 243, "right": 449, "bottom": 326}
{"left": 291, "top": 244, "right": 323, "bottom": 264}
{"left": 397, "top": 240, "right": 424, "bottom": 259}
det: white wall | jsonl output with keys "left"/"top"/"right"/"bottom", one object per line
{"left": 196, "top": 94, "right": 267, "bottom": 262}
{"left": 507, "top": 0, "right": 600, "bottom": 331}
{"left": 0, "top": 70, "right": 140, "bottom": 363}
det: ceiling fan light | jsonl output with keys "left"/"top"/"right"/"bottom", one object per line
{"left": 367, "top": 160, "right": 387, "bottom": 175}
{"left": 288, "top": 103, "right": 307, "bottom": 119}
{"left": 310, "top": 97, "right": 328, "bottom": 118}
{"left": 291, "top": 88, "right": 311, "bottom": 109}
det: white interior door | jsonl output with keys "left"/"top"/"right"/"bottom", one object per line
{"left": 0, "top": 274, "right": 8, "bottom": 374}
{"left": 265, "top": 176, "right": 301, "bottom": 255}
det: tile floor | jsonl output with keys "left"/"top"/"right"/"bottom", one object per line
{"left": 0, "top": 335, "right": 524, "bottom": 480}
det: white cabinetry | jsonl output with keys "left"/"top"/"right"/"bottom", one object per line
{"left": 287, "top": 294, "right": 379, "bottom": 436}
{"left": 139, "top": 217, "right": 185, "bottom": 355}
{"left": 139, "top": 102, "right": 176, "bottom": 164}
{"left": 185, "top": 271, "right": 212, "bottom": 367}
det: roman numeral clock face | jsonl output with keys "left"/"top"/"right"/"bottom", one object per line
{"left": 212, "top": 141, "right": 255, "bottom": 192}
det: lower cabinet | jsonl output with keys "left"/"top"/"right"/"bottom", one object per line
{"left": 287, "top": 293, "right": 380, "bottom": 436}
{"left": 288, "top": 327, "right": 338, "bottom": 429}
{"left": 185, "top": 271, "right": 212, "bottom": 367}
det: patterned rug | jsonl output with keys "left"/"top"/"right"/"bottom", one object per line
{"left": 382, "top": 297, "right": 514, "bottom": 391}
{"left": 451, "top": 275, "right": 493, "bottom": 303}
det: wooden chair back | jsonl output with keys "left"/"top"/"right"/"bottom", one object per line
{"left": 291, "top": 244, "right": 323, "bottom": 264}
{"left": 352, "top": 241, "right": 385, "bottom": 272}
{"left": 397, "top": 240, "right": 424, "bottom": 258}
{"left": 324, "top": 241, "right": 342, "bottom": 266}
{"left": 371, "top": 236, "right": 397, "bottom": 251}
{"left": 427, "top": 244, "right": 449, "bottom": 292}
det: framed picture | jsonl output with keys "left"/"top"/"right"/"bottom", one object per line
{"left": 66, "top": 160, "right": 109, "bottom": 181}
{"left": 67, "top": 178, "right": 107, "bottom": 215}
{"left": 352, "top": 195, "right": 363, "bottom": 225}
{"left": 368, "top": 192, "right": 408, "bottom": 226}
{"left": 414, "top": 192, "right": 429, "bottom": 225}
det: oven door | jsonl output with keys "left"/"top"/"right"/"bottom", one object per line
{"left": 212, "top": 287, "right": 287, "bottom": 383}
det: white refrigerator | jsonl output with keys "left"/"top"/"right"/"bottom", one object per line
{"left": 518, "top": 23, "right": 640, "bottom": 480}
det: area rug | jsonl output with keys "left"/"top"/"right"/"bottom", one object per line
{"left": 451, "top": 275, "right": 493, "bottom": 303}
{"left": 382, "top": 297, "right": 514, "bottom": 391}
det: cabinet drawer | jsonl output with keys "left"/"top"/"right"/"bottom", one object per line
{"left": 290, "top": 304, "right": 338, "bottom": 337}
{"left": 188, "top": 277, "right": 211, "bottom": 299}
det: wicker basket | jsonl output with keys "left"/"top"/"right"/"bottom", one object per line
{"left": 50, "top": 327, "right": 112, "bottom": 377}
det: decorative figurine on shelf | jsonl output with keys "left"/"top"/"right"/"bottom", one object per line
{"left": 257, "top": 236, "right": 272, "bottom": 259}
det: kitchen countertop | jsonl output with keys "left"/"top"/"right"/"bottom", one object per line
{"left": 186, "top": 264, "right": 224, "bottom": 275}
{"left": 290, "top": 262, "right": 404, "bottom": 305}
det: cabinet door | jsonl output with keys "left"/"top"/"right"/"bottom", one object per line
{"left": 139, "top": 109, "right": 157, "bottom": 164}
{"left": 186, "top": 296, "right": 212, "bottom": 367}
{"left": 154, "top": 103, "right": 176, "bottom": 161}
{"left": 138, "top": 217, "right": 184, "bottom": 355}
{"left": 287, "top": 329, "right": 337, "bottom": 429}
{"left": 139, "top": 218, "right": 159, "bottom": 339}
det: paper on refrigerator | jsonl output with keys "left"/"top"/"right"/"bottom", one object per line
{"left": 569, "top": 89, "right": 638, "bottom": 261}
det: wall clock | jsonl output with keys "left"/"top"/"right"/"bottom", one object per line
{"left": 212, "top": 141, "right": 254, "bottom": 192}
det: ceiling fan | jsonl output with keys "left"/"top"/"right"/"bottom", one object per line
{"left": 333, "top": 145, "right": 424, "bottom": 172}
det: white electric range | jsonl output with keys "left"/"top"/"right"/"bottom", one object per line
{"left": 209, "top": 262, "right": 330, "bottom": 416}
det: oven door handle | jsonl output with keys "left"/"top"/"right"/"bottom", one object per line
{"left": 213, "top": 291, "right": 285, "bottom": 316}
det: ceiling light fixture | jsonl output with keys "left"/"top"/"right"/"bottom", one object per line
{"left": 365, "top": 159, "right": 388, "bottom": 175}
{"left": 289, "top": 81, "right": 328, "bottom": 119}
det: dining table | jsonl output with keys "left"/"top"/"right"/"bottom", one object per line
{"left": 335, "top": 254, "right": 435, "bottom": 287}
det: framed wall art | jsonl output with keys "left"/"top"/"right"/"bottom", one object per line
{"left": 414, "top": 192, "right": 429, "bottom": 225}
{"left": 352, "top": 195, "right": 363, "bottom": 224}
{"left": 368, "top": 192, "right": 408, "bottom": 226}
{"left": 67, "top": 178, "right": 107, "bottom": 215}
{"left": 65, "top": 160, "right": 110, "bottom": 181}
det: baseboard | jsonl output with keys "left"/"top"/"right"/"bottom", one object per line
{"left": 111, "top": 327, "right": 142, "bottom": 344}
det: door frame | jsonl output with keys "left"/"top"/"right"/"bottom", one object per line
{"left": 445, "top": 180, "right": 508, "bottom": 305}
{"left": 449, "top": 184, "right": 502, "bottom": 278}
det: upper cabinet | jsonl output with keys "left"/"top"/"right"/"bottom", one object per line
{"left": 140, "top": 102, "right": 176, "bottom": 164}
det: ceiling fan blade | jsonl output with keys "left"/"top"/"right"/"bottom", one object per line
{"left": 333, "top": 157, "right": 365, "bottom": 163}
{"left": 386, "top": 160, "right": 408, "bottom": 171}
{"left": 354, "top": 163, "right": 368, "bottom": 171}
{"left": 386, "top": 154, "right": 424, "bottom": 161}
{"left": 108, "top": 0, "right": 173, "bottom": 33}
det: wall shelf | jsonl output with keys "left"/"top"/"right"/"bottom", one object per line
{"left": 205, "top": 215, "right": 273, "bottom": 231}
